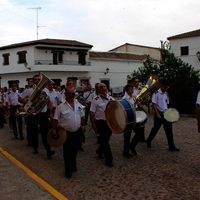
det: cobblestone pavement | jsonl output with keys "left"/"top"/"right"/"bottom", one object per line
{"left": 0, "top": 114, "right": 200, "bottom": 200}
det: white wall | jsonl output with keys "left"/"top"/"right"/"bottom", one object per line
{"left": 169, "top": 36, "right": 200, "bottom": 70}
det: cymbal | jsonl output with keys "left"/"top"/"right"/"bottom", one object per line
{"left": 47, "top": 127, "right": 67, "bottom": 148}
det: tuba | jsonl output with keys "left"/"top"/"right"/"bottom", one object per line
{"left": 136, "top": 74, "right": 160, "bottom": 106}
{"left": 22, "top": 73, "right": 54, "bottom": 116}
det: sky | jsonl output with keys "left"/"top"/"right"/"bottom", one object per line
{"left": 0, "top": 0, "right": 200, "bottom": 51}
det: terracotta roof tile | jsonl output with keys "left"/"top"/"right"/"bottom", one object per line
{"left": 89, "top": 51, "right": 146, "bottom": 61}
{"left": 167, "top": 29, "right": 200, "bottom": 40}
{"left": 0, "top": 38, "right": 93, "bottom": 50}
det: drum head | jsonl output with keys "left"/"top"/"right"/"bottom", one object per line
{"left": 164, "top": 108, "right": 180, "bottom": 123}
{"left": 136, "top": 111, "right": 147, "bottom": 123}
{"left": 106, "top": 101, "right": 126, "bottom": 134}
{"left": 105, "top": 100, "right": 135, "bottom": 134}
{"left": 47, "top": 127, "right": 67, "bottom": 148}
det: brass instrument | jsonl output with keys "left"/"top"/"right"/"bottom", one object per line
{"left": 23, "top": 73, "right": 54, "bottom": 116}
{"left": 136, "top": 75, "right": 160, "bottom": 106}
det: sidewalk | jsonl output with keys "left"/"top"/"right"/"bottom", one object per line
{"left": 0, "top": 148, "right": 58, "bottom": 200}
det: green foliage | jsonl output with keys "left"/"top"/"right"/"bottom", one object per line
{"left": 129, "top": 49, "right": 200, "bottom": 114}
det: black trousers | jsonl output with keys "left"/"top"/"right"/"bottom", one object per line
{"left": 95, "top": 120, "right": 113, "bottom": 163}
{"left": 84, "top": 103, "right": 91, "bottom": 124}
{"left": 0, "top": 106, "right": 5, "bottom": 127}
{"left": 9, "top": 106, "right": 23, "bottom": 138}
{"left": 63, "top": 130, "right": 80, "bottom": 173}
{"left": 25, "top": 111, "right": 51, "bottom": 152}
{"left": 123, "top": 126, "right": 144, "bottom": 154}
{"left": 146, "top": 112, "right": 176, "bottom": 148}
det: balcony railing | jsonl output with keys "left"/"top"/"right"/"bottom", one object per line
{"left": 35, "top": 60, "right": 91, "bottom": 66}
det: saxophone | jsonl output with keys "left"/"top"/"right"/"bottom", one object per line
{"left": 22, "top": 73, "right": 54, "bottom": 116}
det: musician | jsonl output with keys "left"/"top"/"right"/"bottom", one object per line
{"left": 51, "top": 86, "right": 86, "bottom": 178}
{"left": 5, "top": 84, "right": 24, "bottom": 139}
{"left": 89, "top": 83, "right": 101, "bottom": 144}
{"left": 146, "top": 80, "right": 180, "bottom": 151}
{"left": 90, "top": 83, "right": 114, "bottom": 167}
{"left": 83, "top": 84, "right": 94, "bottom": 125}
{"left": 0, "top": 88, "right": 5, "bottom": 128}
{"left": 131, "top": 77, "right": 146, "bottom": 142}
{"left": 61, "top": 79, "right": 74, "bottom": 103}
{"left": 19, "top": 74, "right": 55, "bottom": 157}
{"left": 196, "top": 91, "right": 200, "bottom": 133}
{"left": 47, "top": 83, "right": 62, "bottom": 113}
{"left": 122, "top": 84, "right": 141, "bottom": 157}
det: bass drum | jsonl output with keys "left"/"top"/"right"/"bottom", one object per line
{"left": 105, "top": 99, "right": 136, "bottom": 134}
{"left": 164, "top": 108, "right": 180, "bottom": 123}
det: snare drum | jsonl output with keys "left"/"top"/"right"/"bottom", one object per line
{"left": 164, "top": 108, "right": 180, "bottom": 123}
{"left": 134, "top": 111, "right": 148, "bottom": 128}
{"left": 105, "top": 99, "right": 136, "bottom": 134}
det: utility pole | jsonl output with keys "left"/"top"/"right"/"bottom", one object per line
{"left": 28, "top": 7, "right": 41, "bottom": 40}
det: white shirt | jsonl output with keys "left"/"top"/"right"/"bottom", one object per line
{"left": 47, "top": 89, "right": 61, "bottom": 108}
{"left": 122, "top": 92, "right": 136, "bottom": 107}
{"left": 83, "top": 90, "right": 94, "bottom": 103}
{"left": 54, "top": 99, "right": 84, "bottom": 132}
{"left": 20, "top": 87, "right": 48, "bottom": 113}
{"left": 196, "top": 91, "right": 200, "bottom": 105}
{"left": 152, "top": 89, "right": 169, "bottom": 112}
{"left": 6, "top": 90, "right": 22, "bottom": 106}
{"left": 90, "top": 94, "right": 115, "bottom": 120}
{"left": 133, "top": 87, "right": 140, "bottom": 97}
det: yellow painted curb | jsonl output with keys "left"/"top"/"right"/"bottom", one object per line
{"left": 0, "top": 147, "right": 68, "bottom": 200}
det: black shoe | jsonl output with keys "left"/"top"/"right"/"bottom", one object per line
{"left": 130, "top": 149, "right": 137, "bottom": 156}
{"left": 20, "top": 137, "right": 24, "bottom": 140}
{"left": 123, "top": 153, "right": 132, "bottom": 158}
{"left": 140, "top": 139, "right": 146, "bottom": 142}
{"left": 66, "top": 172, "right": 72, "bottom": 178}
{"left": 78, "top": 147, "right": 84, "bottom": 151}
{"left": 47, "top": 151, "right": 55, "bottom": 158}
{"left": 169, "top": 147, "right": 180, "bottom": 151}
{"left": 14, "top": 136, "right": 18, "bottom": 139}
{"left": 105, "top": 161, "right": 114, "bottom": 167}
{"left": 96, "top": 150, "right": 104, "bottom": 158}
{"left": 146, "top": 141, "right": 151, "bottom": 148}
{"left": 71, "top": 167, "right": 78, "bottom": 172}
{"left": 33, "top": 150, "right": 38, "bottom": 154}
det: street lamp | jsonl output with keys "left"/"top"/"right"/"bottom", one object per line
{"left": 196, "top": 51, "right": 200, "bottom": 61}
{"left": 104, "top": 68, "right": 109, "bottom": 75}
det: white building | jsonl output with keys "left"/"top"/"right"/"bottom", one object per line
{"left": 109, "top": 43, "right": 161, "bottom": 60}
{"left": 0, "top": 39, "right": 148, "bottom": 90}
{"left": 167, "top": 29, "right": 200, "bottom": 70}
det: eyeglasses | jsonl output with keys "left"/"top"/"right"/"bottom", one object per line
{"left": 134, "top": 81, "right": 139, "bottom": 83}
{"left": 67, "top": 92, "right": 75, "bottom": 96}
{"left": 33, "top": 79, "right": 40, "bottom": 81}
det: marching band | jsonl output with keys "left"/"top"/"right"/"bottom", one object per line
{"left": 0, "top": 73, "right": 185, "bottom": 178}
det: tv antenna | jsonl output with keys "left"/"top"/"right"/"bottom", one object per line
{"left": 27, "top": 7, "right": 42, "bottom": 40}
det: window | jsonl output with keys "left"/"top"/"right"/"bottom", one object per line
{"left": 2, "top": 53, "right": 10, "bottom": 65}
{"left": 17, "top": 51, "right": 27, "bottom": 63}
{"left": 77, "top": 51, "right": 87, "bottom": 65}
{"left": 180, "top": 46, "right": 189, "bottom": 55}
{"left": 52, "top": 51, "right": 64, "bottom": 64}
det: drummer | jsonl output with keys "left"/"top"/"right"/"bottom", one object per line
{"left": 146, "top": 80, "right": 180, "bottom": 151}
{"left": 122, "top": 84, "right": 142, "bottom": 157}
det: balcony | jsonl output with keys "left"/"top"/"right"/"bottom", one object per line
{"left": 35, "top": 60, "right": 91, "bottom": 66}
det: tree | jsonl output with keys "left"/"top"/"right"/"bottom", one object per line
{"left": 128, "top": 49, "right": 200, "bottom": 114}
